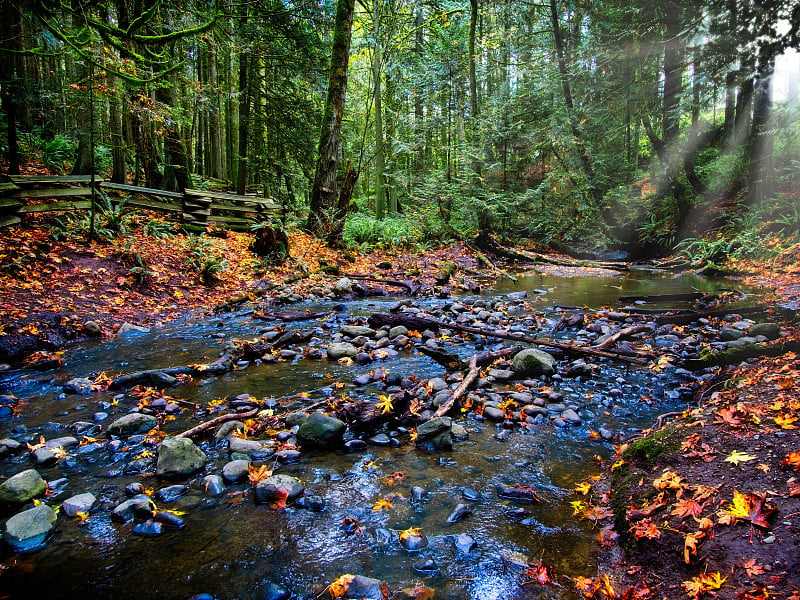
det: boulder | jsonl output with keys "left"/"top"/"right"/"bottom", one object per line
{"left": 326, "top": 343, "right": 359, "bottom": 360}
{"left": 222, "top": 459, "right": 252, "bottom": 483}
{"left": 511, "top": 349, "right": 556, "bottom": 377}
{"left": 415, "top": 417, "right": 453, "bottom": 451}
{"left": 3, "top": 504, "right": 57, "bottom": 552}
{"left": 117, "top": 322, "right": 151, "bottom": 338}
{"left": 339, "top": 325, "right": 376, "bottom": 338}
{"left": 156, "top": 437, "right": 207, "bottom": 477}
{"left": 254, "top": 474, "right": 304, "bottom": 505}
{"left": 107, "top": 413, "right": 158, "bottom": 437}
{"left": 0, "top": 469, "right": 47, "bottom": 504}
{"left": 111, "top": 495, "right": 157, "bottom": 522}
{"left": 343, "top": 575, "right": 385, "bottom": 600}
{"left": 228, "top": 437, "right": 274, "bottom": 459}
{"left": 749, "top": 322, "right": 780, "bottom": 340}
{"left": 296, "top": 412, "right": 346, "bottom": 449}
{"left": 333, "top": 278, "right": 353, "bottom": 296}
{"left": 62, "top": 493, "right": 97, "bottom": 517}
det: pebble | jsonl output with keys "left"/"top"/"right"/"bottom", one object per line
{"left": 412, "top": 558, "right": 438, "bottom": 573}
{"left": 132, "top": 519, "right": 163, "bottom": 537}
{"left": 446, "top": 503, "right": 473, "bottom": 523}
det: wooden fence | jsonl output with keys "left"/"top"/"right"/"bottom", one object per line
{"left": 0, "top": 175, "right": 283, "bottom": 229}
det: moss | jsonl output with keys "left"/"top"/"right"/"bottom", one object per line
{"left": 623, "top": 425, "right": 680, "bottom": 464}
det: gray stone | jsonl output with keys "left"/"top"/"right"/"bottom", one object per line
{"left": 63, "top": 378, "right": 94, "bottom": 395}
{"left": 333, "top": 278, "right": 353, "bottom": 296}
{"left": 214, "top": 420, "right": 245, "bottom": 441}
{"left": 111, "top": 496, "right": 156, "bottom": 522}
{"left": 343, "top": 575, "right": 385, "bottom": 600}
{"left": 83, "top": 321, "right": 102, "bottom": 336}
{"left": 62, "top": 492, "right": 96, "bottom": 517}
{"left": 511, "top": 349, "right": 556, "bottom": 377}
{"left": 228, "top": 437, "right": 274, "bottom": 459}
{"left": 107, "top": 413, "right": 158, "bottom": 437}
{"left": 454, "top": 533, "right": 477, "bottom": 553}
{"left": 157, "top": 484, "right": 188, "bottom": 502}
{"left": 399, "top": 530, "right": 428, "bottom": 551}
{"left": 487, "top": 369, "right": 514, "bottom": 381}
{"left": 254, "top": 474, "right": 304, "bottom": 505}
{"left": 415, "top": 417, "right": 452, "bottom": 451}
{"left": 719, "top": 327, "right": 744, "bottom": 341}
{"left": 326, "top": 343, "right": 359, "bottom": 360}
{"left": 201, "top": 475, "right": 225, "bottom": 495}
{"left": 483, "top": 406, "right": 505, "bottom": 421}
{"left": 0, "top": 469, "right": 47, "bottom": 503}
{"left": 389, "top": 325, "right": 409, "bottom": 338}
{"left": 446, "top": 503, "right": 472, "bottom": 523}
{"left": 561, "top": 408, "right": 581, "bottom": 425}
{"left": 749, "top": 322, "right": 780, "bottom": 340}
{"left": 156, "top": 437, "right": 207, "bottom": 477}
{"left": 257, "top": 582, "right": 292, "bottom": 600}
{"left": 3, "top": 504, "right": 57, "bottom": 552}
{"left": 296, "top": 412, "right": 346, "bottom": 449}
{"left": 222, "top": 459, "right": 251, "bottom": 483}
{"left": 340, "top": 325, "right": 376, "bottom": 338}
{"left": 451, "top": 423, "right": 469, "bottom": 442}
{"left": 117, "top": 322, "right": 151, "bottom": 337}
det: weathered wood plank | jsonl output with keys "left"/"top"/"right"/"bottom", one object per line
{"left": 19, "top": 200, "right": 92, "bottom": 213}
{"left": 123, "top": 198, "right": 183, "bottom": 213}
{"left": 0, "top": 215, "right": 22, "bottom": 228}
{"left": 9, "top": 175, "right": 95, "bottom": 185}
{"left": 206, "top": 214, "right": 254, "bottom": 225}
{"left": 185, "top": 188, "right": 277, "bottom": 204}
{"left": 100, "top": 181, "right": 183, "bottom": 199}
{"left": 13, "top": 187, "right": 93, "bottom": 198}
{"left": 0, "top": 198, "right": 22, "bottom": 209}
{"left": 0, "top": 182, "right": 22, "bottom": 195}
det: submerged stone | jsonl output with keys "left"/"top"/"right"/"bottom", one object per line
{"left": 3, "top": 504, "right": 57, "bottom": 552}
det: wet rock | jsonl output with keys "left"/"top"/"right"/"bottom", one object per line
{"left": 254, "top": 474, "right": 304, "bottom": 505}
{"left": 156, "top": 437, "right": 207, "bottom": 477}
{"left": 483, "top": 406, "right": 505, "bottom": 421}
{"left": 0, "top": 468, "right": 47, "bottom": 503}
{"left": 353, "top": 374, "right": 372, "bottom": 386}
{"left": 275, "top": 449, "right": 302, "bottom": 464}
{"left": 340, "top": 325, "right": 376, "bottom": 338}
{"left": 222, "top": 459, "right": 251, "bottom": 483}
{"left": 599, "top": 427, "right": 615, "bottom": 441}
{"left": 296, "top": 412, "right": 346, "bottom": 450}
{"left": 333, "top": 278, "right": 353, "bottom": 296}
{"left": 461, "top": 487, "right": 481, "bottom": 501}
{"left": 62, "top": 492, "right": 96, "bottom": 517}
{"left": 565, "top": 361, "right": 594, "bottom": 378}
{"left": 389, "top": 325, "right": 409, "bottom": 338}
{"left": 454, "top": 533, "right": 477, "bottom": 553}
{"left": 496, "top": 484, "right": 541, "bottom": 504}
{"left": 256, "top": 582, "right": 291, "bottom": 600}
{"left": 344, "top": 575, "right": 385, "bottom": 600}
{"left": 125, "top": 482, "right": 145, "bottom": 496}
{"left": 228, "top": 437, "right": 275, "bottom": 459}
{"left": 367, "top": 433, "right": 392, "bottom": 446}
{"left": 117, "top": 323, "right": 151, "bottom": 338}
{"left": 451, "top": 423, "right": 469, "bottom": 442}
{"left": 511, "top": 349, "right": 556, "bottom": 377}
{"left": 561, "top": 409, "right": 581, "bottom": 425}
{"left": 413, "top": 558, "right": 439, "bottom": 573}
{"left": 326, "top": 343, "right": 359, "bottom": 360}
{"left": 153, "top": 510, "right": 185, "bottom": 530}
{"left": 719, "top": 327, "right": 744, "bottom": 341}
{"left": 411, "top": 486, "right": 426, "bottom": 503}
{"left": 446, "top": 503, "right": 472, "bottom": 523}
{"left": 63, "top": 378, "right": 94, "bottom": 395}
{"left": 112, "top": 496, "right": 156, "bottom": 522}
{"left": 3, "top": 504, "right": 57, "bottom": 552}
{"left": 0, "top": 439, "right": 22, "bottom": 457}
{"left": 415, "top": 417, "right": 452, "bottom": 451}
{"left": 107, "top": 413, "right": 158, "bottom": 437}
{"left": 157, "top": 484, "right": 188, "bottom": 502}
{"left": 214, "top": 420, "right": 245, "bottom": 442}
{"left": 343, "top": 439, "right": 368, "bottom": 453}
{"left": 399, "top": 530, "right": 428, "bottom": 551}
{"left": 294, "top": 495, "right": 325, "bottom": 511}
{"left": 488, "top": 369, "right": 514, "bottom": 381}
{"left": 749, "top": 322, "right": 780, "bottom": 340}
{"left": 132, "top": 519, "right": 162, "bottom": 537}
{"left": 201, "top": 475, "right": 225, "bottom": 495}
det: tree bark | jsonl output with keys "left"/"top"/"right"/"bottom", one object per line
{"left": 306, "top": 0, "right": 356, "bottom": 241}
{"left": 373, "top": 0, "right": 386, "bottom": 219}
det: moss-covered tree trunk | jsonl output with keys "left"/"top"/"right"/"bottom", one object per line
{"left": 306, "top": 0, "right": 356, "bottom": 243}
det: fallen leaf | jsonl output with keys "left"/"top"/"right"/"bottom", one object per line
{"left": 724, "top": 450, "right": 757, "bottom": 466}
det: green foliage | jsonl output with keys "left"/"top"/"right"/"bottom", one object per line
{"left": 185, "top": 235, "right": 227, "bottom": 286}
{"left": 342, "top": 213, "right": 422, "bottom": 250}
{"left": 42, "top": 135, "right": 77, "bottom": 173}
{"left": 144, "top": 218, "right": 177, "bottom": 239}
{"left": 113, "top": 240, "right": 153, "bottom": 286}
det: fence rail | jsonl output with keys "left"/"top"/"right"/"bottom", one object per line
{"left": 0, "top": 175, "right": 284, "bottom": 229}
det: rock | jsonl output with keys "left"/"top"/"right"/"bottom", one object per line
{"left": 326, "top": 342, "right": 359, "bottom": 360}
{"left": 367, "top": 433, "right": 392, "bottom": 446}
{"left": 511, "top": 349, "right": 556, "bottom": 377}
{"left": 156, "top": 437, "right": 207, "bottom": 477}
{"left": 565, "top": 361, "right": 593, "bottom": 378}
{"left": 275, "top": 449, "right": 302, "bottom": 463}
{"left": 496, "top": 484, "right": 541, "bottom": 504}
{"left": 63, "top": 378, "right": 95, "bottom": 395}
{"left": 462, "top": 487, "right": 481, "bottom": 501}
{"left": 228, "top": 437, "right": 274, "bottom": 459}
{"left": 296, "top": 412, "right": 346, "bottom": 449}
{"left": 107, "top": 413, "right": 158, "bottom": 437}
{"left": 222, "top": 459, "right": 252, "bottom": 483}
{"left": 389, "top": 325, "right": 409, "bottom": 338}
{"left": 483, "top": 406, "right": 505, "bottom": 421}
{"left": 446, "top": 503, "right": 472, "bottom": 523}
{"left": 132, "top": 519, "right": 163, "bottom": 537}
{"left": 201, "top": 475, "right": 226, "bottom": 495}
{"left": 254, "top": 474, "right": 304, "bottom": 505}
{"left": 344, "top": 575, "right": 385, "bottom": 600}
{"left": 560, "top": 408, "right": 582, "bottom": 425}
{"left": 214, "top": 420, "right": 245, "bottom": 441}
{"left": 719, "top": 327, "right": 744, "bottom": 341}
{"left": 0, "top": 469, "right": 47, "bottom": 503}
{"left": 153, "top": 511, "right": 185, "bottom": 530}
{"left": 117, "top": 322, "right": 151, "bottom": 338}
{"left": 256, "top": 582, "right": 292, "bottom": 600}
{"left": 3, "top": 504, "right": 57, "bottom": 552}
{"left": 415, "top": 417, "right": 453, "bottom": 451}
{"left": 451, "top": 423, "right": 469, "bottom": 442}
{"left": 413, "top": 558, "right": 439, "bottom": 573}
{"left": 83, "top": 321, "right": 102, "bottom": 336}
{"left": 487, "top": 369, "right": 514, "bottom": 381}
{"left": 749, "top": 322, "right": 780, "bottom": 340}
{"left": 62, "top": 492, "right": 96, "bottom": 517}
{"left": 454, "top": 533, "right": 477, "bottom": 553}
{"left": 157, "top": 484, "right": 188, "bottom": 502}
{"left": 111, "top": 496, "right": 157, "bottom": 522}
{"left": 399, "top": 530, "right": 428, "bottom": 551}
{"left": 340, "top": 325, "right": 376, "bottom": 338}
{"left": 343, "top": 439, "right": 368, "bottom": 453}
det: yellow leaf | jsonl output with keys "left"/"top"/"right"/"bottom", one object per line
{"left": 724, "top": 450, "right": 757, "bottom": 466}
{"left": 774, "top": 414, "right": 798, "bottom": 429}
{"left": 376, "top": 394, "right": 393, "bottom": 414}
{"left": 573, "top": 482, "right": 593, "bottom": 495}
{"left": 328, "top": 574, "right": 355, "bottom": 598}
{"left": 372, "top": 498, "right": 393, "bottom": 511}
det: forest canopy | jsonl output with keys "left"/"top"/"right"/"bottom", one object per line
{"left": 1, "top": 0, "right": 799, "bottom": 257}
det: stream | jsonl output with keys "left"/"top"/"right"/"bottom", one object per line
{"left": 0, "top": 268, "right": 762, "bottom": 600}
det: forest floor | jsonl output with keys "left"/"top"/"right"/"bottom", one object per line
{"left": 1, "top": 217, "right": 799, "bottom": 599}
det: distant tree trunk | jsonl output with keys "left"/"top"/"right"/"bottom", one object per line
{"left": 373, "top": 0, "right": 386, "bottom": 219}
{"left": 747, "top": 58, "right": 774, "bottom": 205}
{"left": 413, "top": 3, "right": 424, "bottom": 177}
{"left": 236, "top": 51, "right": 250, "bottom": 195}
{"left": 306, "top": 0, "right": 356, "bottom": 242}
{"left": 0, "top": 2, "right": 22, "bottom": 175}
{"left": 156, "top": 83, "right": 193, "bottom": 192}
{"left": 109, "top": 91, "right": 127, "bottom": 183}
{"left": 468, "top": 0, "right": 479, "bottom": 119}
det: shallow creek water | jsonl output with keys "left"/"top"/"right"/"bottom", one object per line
{"left": 0, "top": 268, "right": 760, "bottom": 600}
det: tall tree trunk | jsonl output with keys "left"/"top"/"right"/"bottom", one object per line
{"left": 413, "top": 3, "right": 424, "bottom": 176}
{"left": 156, "top": 83, "right": 193, "bottom": 192}
{"left": 0, "top": 1, "right": 22, "bottom": 175}
{"left": 110, "top": 90, "right": 127, "bottom": 183}
{"left": 747, "top": 58, "right": 774, "bottom": 205}
{"left": 373, "top": 0, "right": 386, "bottom": 219}
{"left": 236, "top": 51, "right": 250, "bottom": 195}
{"left": 306, "top": 0, "right": 356, "bottom": 242}
{"left": 468, "top": 0, "right": 479, "bottom": 119}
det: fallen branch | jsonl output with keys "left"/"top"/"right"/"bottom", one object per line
{"left": 176, "top": 407, "right": 259, "bottom": 439}
{"left": 418, "top": 345, "right": 524, "bottom": 370}
{"left": 655, "top": 305, "right": 795, "bottom": 326}
{"left": 369, "top": 312, "right": 651, "bottom": 365}
{"left": 590, "top": 325, "right": 652, "bottom": 350}
{"left": 434, "top": 354, "right": 479, "bottom": 417}
{"left": 342, "top": 274, "right": 420, "bottom": 294}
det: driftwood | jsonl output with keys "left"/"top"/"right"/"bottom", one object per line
{"left": 253, "top": 310, "right": 328, "bottom": 321}
{"left": 619, "top": 292, "right": 703, "bottom": 303}
{"left": 343, "top": 274, "right": 420, "bottom": 294}
{"left": 683, "top": 339, "right": 800, "bottom": 371}
{"left": 368, "top": 312, "right": 652, "bottom": 365}
{"left": 590, "top": 325, "right": 652, "bottom": 350}
{"left": 176, "top": 407, "right": 259, "bottom": 439}
{"left": 434, "top": 354, "right": 479, "bottom": 417}
{"left": 418, "top": 345, "right": 524, "bottom": 371}
{"left": 655, "top": 305, "right": 794, "bottom": 326}
{"left": 551, "top": 313, "right": 584, "bottom": 333}
{"left": 475, "top": 234, "right": 630, "bottom": 271}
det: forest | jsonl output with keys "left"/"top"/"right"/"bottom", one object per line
{"left": 2, "top": 0, "right": 798, "bottom": 257}
{"left": 3, "top": 2, "right": 800, "bottom": 600}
